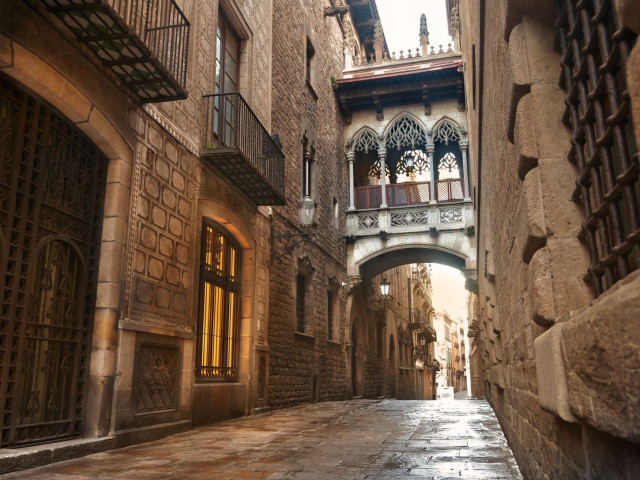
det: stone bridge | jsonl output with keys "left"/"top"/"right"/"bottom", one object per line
{"left": 346, "top": 200, "right": 476, "bottom": 278}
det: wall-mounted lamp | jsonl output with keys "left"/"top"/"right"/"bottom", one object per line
{"left": 379, "top": 278, "right": 390, "bottom": 297}
{"left": 413, "top": 335, "right": 427, "bottom": 361}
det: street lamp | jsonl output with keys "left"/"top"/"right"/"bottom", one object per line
{"left": 380, "top": 278, "right": 390, "bottom": 297}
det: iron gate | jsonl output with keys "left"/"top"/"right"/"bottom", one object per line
{"left": 0, "top": 75, "right": 107, "bottom": 447}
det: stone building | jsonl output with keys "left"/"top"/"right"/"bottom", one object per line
{"left": 456, "top": 0, "right": 640, "bottom": 478}
{"left": 265, "top": 0, "right": 350, "bottom": 409}
{"left": 0, "top": 0, "right": 282, "bottom": 457}
{"left": 337, "top": 8, "right": 476, "bottom": 407}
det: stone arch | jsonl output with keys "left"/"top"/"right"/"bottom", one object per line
{"left": 349, "top": 126, "right": 380, "bottom": 154}
{"left": 0, "top": 51, "right": 133, "bottom": 439}
{"left": 351, "top": 234, "right": 474, "bottom": 278}
{"left": 431, "top": 116, "right": 465, "bottom": 145}
{"left": 195, "top": 196, "right": 257, "bottom": 382}
{"left": 383, "top": 112, "right": 429, "bottom": 150}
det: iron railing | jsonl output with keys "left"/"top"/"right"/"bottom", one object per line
{"left": 557, "top": 0, "right": 639, "bottom": 296}
{"left": 203, "top": 93, "right": 285, "bottom": 204}
{"left": 42, "top": 0, "right": 189, "bottom": 100}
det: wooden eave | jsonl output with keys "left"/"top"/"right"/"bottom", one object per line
{"left": 335, "top": 62, "right": 464, "bottom": 120}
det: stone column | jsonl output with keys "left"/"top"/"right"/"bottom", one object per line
{"left": 347, "top": 151, "right": 355, "bottom": 210}
{"left": 427, "top": 145, "right": 436, "bottom": 203}
{"left": 378, "top": 148, "right": 388, "bottom": 208}
{"left": 460, "top": 140, "right": 471, "bottom": 201}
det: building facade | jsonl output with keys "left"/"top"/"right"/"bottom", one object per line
{"left": 457, "top": 0, "right": 640, "bottom": 478}
{"left": 0, "top": 0, "right": 281, "bottom": 454}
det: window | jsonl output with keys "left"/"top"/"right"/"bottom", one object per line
{"left": 213, "top": 13, "right": 240, "bottom": 147}
{"left": 302, "top": 138, "right": 314, "bottom": 200}
{"left": 305, "top": 36, "right": 316, "bottom": 88}
{"left": 296, "top": 274, "right": 307, "bottom": 333}
{"left": 327, "top": 289, "right": 339, "bottom": 341}
{"left": 196, "top": 219, "right": 242, "bottom": 380}
{"left": 557, "top": 0, "right": 639, "bottom": 296}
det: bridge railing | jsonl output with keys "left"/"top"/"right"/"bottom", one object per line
{"left": 346, "top": 199, "right": 474, "bottom": 237}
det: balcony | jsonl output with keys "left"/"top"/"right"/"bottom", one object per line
{"left": 201, "top": 93, "right": 285, "bottom": 206}
{"left": 42, "top": 0, "right": 189, "bottom": 102}
{"left": 354, "top": 179, "right": 464, "bottom": 210}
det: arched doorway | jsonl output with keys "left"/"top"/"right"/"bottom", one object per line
{"left": 0, "top": 75, "right": 108, "bottom": 447}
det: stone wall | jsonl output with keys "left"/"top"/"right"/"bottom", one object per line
{"left": 458, "top": 0, "right": 640, "bottom": 478}
{"left": 267, "top": 0, "right": 349, "bottom": 409}
{"left": 0, "top": 0, "right": 275, "bottom": 451}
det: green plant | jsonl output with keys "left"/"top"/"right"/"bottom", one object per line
{"left": 203, "top": 142, "right": 217, "bottom": 149}
{"left": 330, "top": 75, "right": 338, "bottom": 88}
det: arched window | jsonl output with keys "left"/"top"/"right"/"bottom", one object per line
{"left": 196, "top": 219, "right": 242, "bottom": 380}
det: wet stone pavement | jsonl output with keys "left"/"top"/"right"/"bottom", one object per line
{"left": 2, "top": 399, "right": 522, "bottom": 479}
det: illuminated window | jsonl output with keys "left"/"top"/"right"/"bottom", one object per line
{"left": 196, "top": 219, "right": 242, "bottom": 380}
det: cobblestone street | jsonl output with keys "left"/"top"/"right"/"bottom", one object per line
{"left": 2, "top": 399, "right": 522, "bottom": 479}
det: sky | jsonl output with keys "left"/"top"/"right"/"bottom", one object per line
{"left": 376, "top": 0, "right": 454, "bottom": 55}
{"left": 428, "top": 264, "right": 468, "bottom": 322}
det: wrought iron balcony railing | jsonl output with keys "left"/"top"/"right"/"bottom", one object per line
{"left": 202, "top": 93, "right": 285, "bottom": 206}
{"left": 42, "top": 0, "right": 189, "bottom": 102}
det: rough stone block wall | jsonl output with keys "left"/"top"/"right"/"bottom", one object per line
{"left": 460, "top": 0, "right": 640, "bottom": 478}
{"left": 267, "top": 0, "right": 348, "bottom": 409}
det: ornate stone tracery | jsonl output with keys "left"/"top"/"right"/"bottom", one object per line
{"left": 438, "top": 152, "right": 459, "bottom": 172}
{"left": 352, "top": 129, "right": 379, "bottom": 154}
{"left": 432, "top": 118, "right": 461, "bottom": 145}
{"left": 385, "top": 116, "right": 428, "bottom": 150}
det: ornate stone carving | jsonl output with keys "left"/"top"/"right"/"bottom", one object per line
{"left": 345, "top": 275, "right": 362, "bottom": 295}
{"left": 440, "top": 208, "right": 463, "bottom": 223}
{"left": 134, "top": 343, "right": 180, "bottom": 414}
{"left": 385, "top": 116, "right": 428, "bottom": 150}
{"left": 390, "top": 210, "right": 430, "bottom": 226}
{"left": 432, "top": 118, "right": 461, "bottom": 145}
{"left": 357, "top": 213, "right": 379, "bottom": 229}
{"left": 352, "top": 129, "right": 379, "bottom": 154}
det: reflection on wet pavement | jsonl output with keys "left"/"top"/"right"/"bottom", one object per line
{"left": 2, "top": 399, "right": 522, "bottom": 479}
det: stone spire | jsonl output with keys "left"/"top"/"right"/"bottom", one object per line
{"left": 419, "top": 14, "right": 429, "bottom": 55}
{"left": 373, "top": 20, "right": 384, "bottom": 63}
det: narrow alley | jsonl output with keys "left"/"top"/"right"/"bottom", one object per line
{"left": 1, "top": 399, "right": 522, "bottom": 479}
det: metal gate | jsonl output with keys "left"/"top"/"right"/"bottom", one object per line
{"left": 0, "top": 75, "right": 107, "bottom": 447}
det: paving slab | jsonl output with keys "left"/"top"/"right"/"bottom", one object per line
{"left": 0, "top": 399, "right": 522, "bottom": 479}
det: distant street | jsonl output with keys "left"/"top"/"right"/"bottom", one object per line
{"left": 2, "top": 399, "right": 522, "bottom": 479}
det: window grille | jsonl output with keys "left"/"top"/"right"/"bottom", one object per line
{"left": 557, "top": 0, "right": 639, "bottom": 296}
{"left": 196, "top": 220, "right": 241, "bottom": 380}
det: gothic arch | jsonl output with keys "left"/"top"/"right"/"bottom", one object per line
{"left": 349, "top": 126, "right": 380, "bottom": 154}
{"left": 383, "top": 113, "right": 428, "bottom": 150}
{"left": 431, "top": 116, "right": 465, "bottom": 145}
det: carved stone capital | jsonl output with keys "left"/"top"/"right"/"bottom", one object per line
{"left": 345, "top": 275, "right": 362, "bottom": 294}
